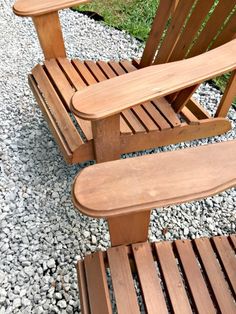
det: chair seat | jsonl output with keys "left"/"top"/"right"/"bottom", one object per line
{"left": 29, "top": 58, "right": 230, "bottom": 164}
{"left": 77, "top": 235, "right": 236, "bottom": 314}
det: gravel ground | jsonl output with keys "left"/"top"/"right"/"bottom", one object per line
{"left": 0, "top": 1, "right": 235, "bottom": 313}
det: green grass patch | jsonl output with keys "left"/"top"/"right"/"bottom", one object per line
{"left": 74, "top": 0, "right": 158, "bottom": 41}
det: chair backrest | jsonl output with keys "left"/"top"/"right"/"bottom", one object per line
{"left": 140, "top": 0, "right": 236, "bottom": 68}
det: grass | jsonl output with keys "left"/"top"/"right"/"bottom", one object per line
{"left": 74, "top": 0, "right": 235, "bottom": 105}
{"left": 74, "top": 0, "right": 158, "bottom": 41}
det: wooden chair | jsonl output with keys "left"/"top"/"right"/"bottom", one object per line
{"left": 13, "top": 0, "right": 236, "bottom": 164}
{"left": 72, "top": 140, "right": 236, "bottom": 314}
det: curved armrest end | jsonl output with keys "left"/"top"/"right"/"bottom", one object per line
{"left": 13, "top": 0, "right": 91, "bottom": 17}
{"left": 72, "top": 141, "right": 236, "bottom": 218}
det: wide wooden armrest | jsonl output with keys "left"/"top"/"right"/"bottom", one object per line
{"left": 13, "top": 0, "right": 91, "bottom": 17}
{"left": 73, "top": 140, "right": 236, "bottom": 218}
{"left": 72, "top": 39, "right": 236, "bottom": 121}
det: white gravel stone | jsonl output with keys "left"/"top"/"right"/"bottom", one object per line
{"left": 57, "top": 300, "right": 67, "bottom": 309}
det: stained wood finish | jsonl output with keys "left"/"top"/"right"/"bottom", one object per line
{"left": 33, "top": 12, "right": 66, "bottom": 59}
{"left": 194, "top": 238, "right": 236, "bottom": 313}
{"left": 107, "top": 246, "right": 140, "bottom": 314}
{"left": 71, "top": 40, "right": 236, "bottom": 120}
{"left": 141, "top": 0, "right": 236, "bottom": 65}
{"left": 13, "top": 0, "right": 91, "bottom": 16}
{"left": 132, "top": 242, "right": 168, "bottom": 314}
{"left": 77, "top": 235, "right": 236, "bottom": 313}
{"left": 107, "top": 211, "right": 150, "bottom": 246}
{"left": 92, "top": 115, "right": 120, "bottom": 163}
{"left": 30, "top": 55, "right": 231, "bottom": 164}
{"left": 215, "top": 71, "right": 236, "bottom": 118}
{"left": 73, "top": 140, "right": 236, "bottom": 218}
{"left": 155, "top": 241, "right": 192, "bottom": 313}
{"left": 84, "top": 252, "right": 112, "bottom": 314}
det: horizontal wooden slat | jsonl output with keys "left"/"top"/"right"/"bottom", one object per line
{"left": 107, "top": 246, "right": 140, "bottom": 314}
{"left": 32, "top": 64, "right": 83, "bottom": 152}
{"left": 155, "top": 241, "right": 192, "bottom": 314}
{"left": 194, "top": 238, "right": 236, "bottom": 313}
{"left": 212, "top": 236, "right": 236, "bottom": 296}
{"left": 84, "top": 252, "right": 112, "bottom": 314}
{"left": 78, "top": 235, "right": 236, "bottom": 314}
{"left": 175, "top": 240, "right": 216, "bottom": 313}
{"left": 132, "top": 242, "right": 168, "bottom": 314}
{"left": 77, "top": 261, "right": 90, "bottom": 314}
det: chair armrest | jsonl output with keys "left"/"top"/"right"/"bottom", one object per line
{"left": 13, "top": 0, "right": 91, "bottom": 17}
{"left": 72, "top": 140, "right": 236, "bottom": 218}
{"left": 71, "top": 39, "right": 236, "bottom": 121}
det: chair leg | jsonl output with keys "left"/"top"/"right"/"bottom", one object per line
{"left": 92, "top": 114, "right": 120, "bottom": 163}
{"left": 107, "top": 211, "right": 151, "bottom": 246}
{"left": 215, "top": 70, "right": 236, "bottom": 118}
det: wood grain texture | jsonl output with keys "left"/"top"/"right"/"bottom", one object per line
{"left": 194, "top": 238, "right": 236, "bottom": 313}
{"left": 215, "top": 71, "right": 236, "bottom": 118}
{"left": 84, "top": 252, "right": 112, "bottom": 314}
{"left": 33, "top": 12, "right": 66, "bottom": 59}
{"left": 73, "top": 140, "right": 236, "bottom": 217}
{"left": 78, "top": 236, "right": 236, "bottom": 314}
{"left": 71, "top": 40, "right": 236, "bottom": 120}
{"left": 107, "top": 246, "right": 140, "bottom": 314}
{"left": 132, "top": 242, "right": 168, "bottom": 314}
{"left": 108, "top": 211, "right": 150, "bottom": 246}
{"left": 13, "top": 0, "right": 91, "bottom": 16}
{"left": 155, "top": 242, "right": 192, "bottom": 313}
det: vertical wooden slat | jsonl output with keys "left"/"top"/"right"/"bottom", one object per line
{"left": 107, "top": 246, "right": 140, "bottom": 314}
{"left": 175, "top": 240, "right": 216, "bottom": 313}
{"left": 212, "top": 236, "right": 236, "bottom": 296}
{"left": 84, "top": 252, "right": 112, "bottom": 314}
{"left": 155, "top": 242, "right": 192, "bottom": 314}
{"left": 168, "top": 0, "right": 215, "bottom": 62}
{"left": 210, "top": 12, "right": 236, "bottom": 50}
{"left": 108, "top": 211, "right": 150, "bottom": 247}
{"left": 140, "top": 0, "right": 173, "bottom": 68}
{"left": 77, "top": 261, "right": 90, "bottom": 314}
{"left": 33, "top": 12, "right": 66, "bottom": 60}
{"left": 154, "top": 0, "right": 195, "bottom": 65}
{"left": 194, "top": 238, "right": 236, "bottom": 314}
{"left": 215, "top": 71, "right": 236, "bottom": 118}
{"left": 132, "top": 242, "right": 168, "bottom": 314}
{"left": 187, "top": 0, "right": 236, "bottom": 58}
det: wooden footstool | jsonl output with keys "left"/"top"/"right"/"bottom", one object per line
{"left": 73, "top": 141, "right": 236, "bottom": 314}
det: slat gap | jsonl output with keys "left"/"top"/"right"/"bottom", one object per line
{"left": 42, "top": 64, "right": 71, "bottom": 111}
{"left": 151, "top": 101, "right": 174, "bottom": 129}
{"left": 71, "top": 60, "right": 91, "bottom": 86}
{"left": 55, "top": 58, "right": 78, "bottom": 91}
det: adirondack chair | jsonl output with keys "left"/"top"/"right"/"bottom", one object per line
{"left": 73, "top": 140, "right": 236, "bottom": 314}
{"left": 13, "top": 0, "right": 236, "bottom": 163}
